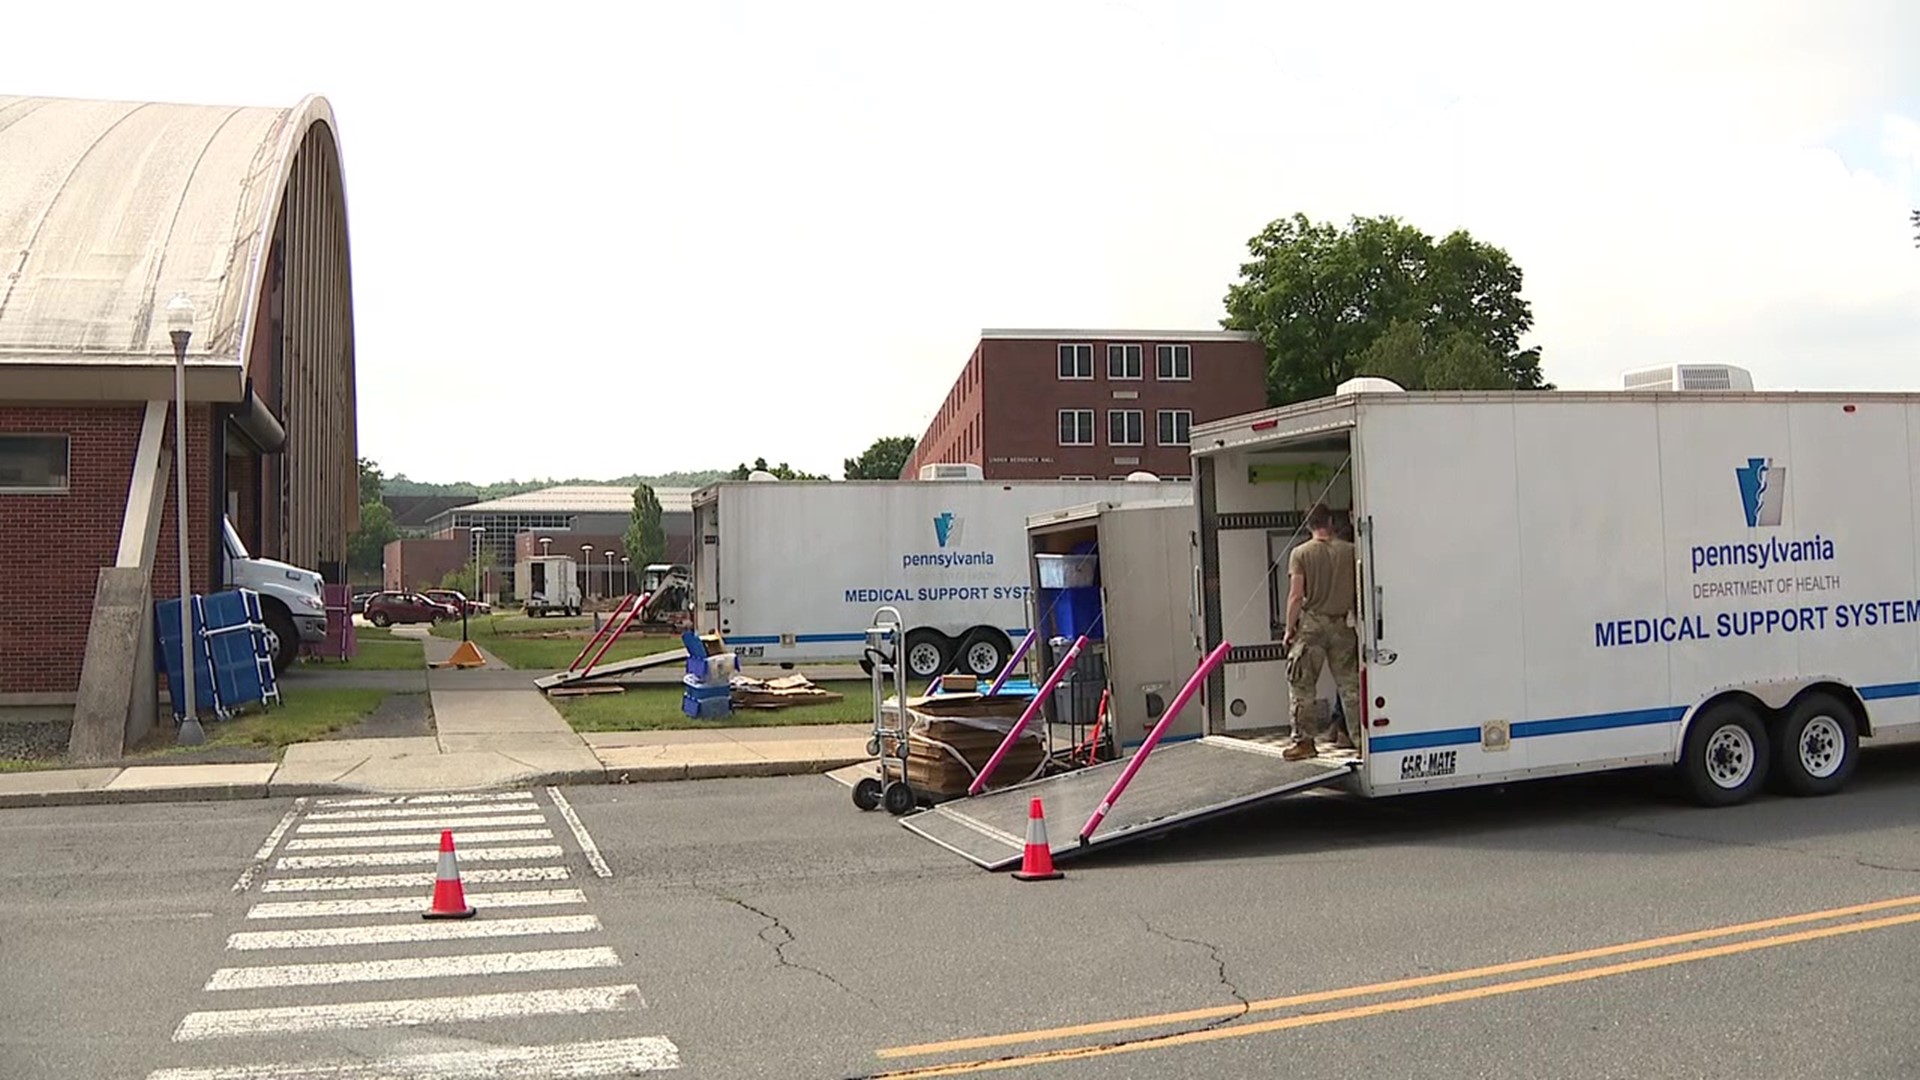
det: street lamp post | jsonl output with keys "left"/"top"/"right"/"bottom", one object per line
{"left": 581, "top": 544, "right": 594, "bottom": 607}
{"left": 466, "top": 526, "right": 484, "bottom": 642}
{"left": 538, "top": 536, "right": 551, "bottom": 557}
{"left": 166, "top": 293, "right": 204, "bottom": 746}
{"left": 621, "top": 555, "right": 630, "bottom": 596}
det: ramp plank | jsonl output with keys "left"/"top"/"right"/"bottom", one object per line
{"left": 900, "top": 737, "right": 1353, "bottom": 869}
{"left": 533, "top": 648, "right": 687, "bottom": 690}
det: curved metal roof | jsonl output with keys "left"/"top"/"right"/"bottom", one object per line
{"left": 0, "top": 93, "right": 344, "bottom": 397}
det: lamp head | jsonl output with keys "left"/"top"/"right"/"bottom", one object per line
{"left": 165, "top": 292, "right": 195, "bottom": 335}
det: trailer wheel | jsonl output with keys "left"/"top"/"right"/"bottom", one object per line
{"left": 1680, "top": 700, "right": 1770, "bottom": 807}
{"left": 1773, "top": 691, "right": 1858, "bottom": 797}
{"left": 958, "top": 628, "right": 1014, "bottom": 679}
{"left": 852, "top": 777, "right": 882, "bottom": 811}
{"left": 903, "top": 630, "right": 951, "bottom": 681}
{"left": 883, "top": 781, "right": 917, "bottom": 816}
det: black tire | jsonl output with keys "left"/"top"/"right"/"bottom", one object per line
{"left": 883, "top": 781, "right": 917, "bottom": 816}
{"left": 902, "top": 629, "right": 951, "bottom": 681}
{"left": 852, "top": 777, "right": 882, "bottom": 811}
{"left": 1773, "top": 691, "right": 1859, "bottom": 797}
{"left": 1679, "top": 699, "right": 1771, "bottom": 807}
{"left": 369, "top": 611, "right": 391, "bottom": 628}
{"left": 957, "top": 627, "right": 1014, "bottom": 679}
{"left": 263, "top": 603, "right": 300, "bottom": 675}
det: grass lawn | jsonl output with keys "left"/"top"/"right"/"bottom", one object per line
{"left": 297, "top": 632, "right": 424, "bottom": 671}
{"left": 131, "top": 688, "right": 392, "bottom": 759}
{"left": 559, "top": 680, "right": 874, "bottom": 732}
{"left": 432, "top": 614, "right": 683, "bottom": 672}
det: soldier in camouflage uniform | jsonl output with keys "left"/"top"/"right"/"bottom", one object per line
{"left": 1282, "top": 503, "right": 1362, "bottom": 760}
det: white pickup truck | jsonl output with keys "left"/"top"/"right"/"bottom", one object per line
{"left": 223, "top": 516, "right": 328, "bottom": 673}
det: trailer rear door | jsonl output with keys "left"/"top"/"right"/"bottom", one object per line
{"left": 900, "top": 737, "right": 1354, "bottom": 869}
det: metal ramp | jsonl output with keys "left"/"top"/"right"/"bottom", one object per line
{"left": 900, "top": 736, "right": 1356, "bottom": 870}
{"left": 533, "top": 648, "right": 687, "bottom": 691}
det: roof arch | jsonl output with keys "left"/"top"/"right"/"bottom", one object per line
{"left": 0, "top": 93, "right": 354, "bottom": 404}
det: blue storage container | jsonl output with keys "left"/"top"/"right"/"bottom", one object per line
{"left": 682, "top": 677, "right": 732, "bottom": 719}
{"left": 1053, "top": 585, "right": 1105, "bottom": 642}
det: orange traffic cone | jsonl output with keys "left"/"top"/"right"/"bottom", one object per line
{"left": 1011, "top": 797, "right": 1064, "bottom": 882}
{"left": 422, "top": 829, "right": 477, "bottom": 919}
{"left": 432, "top": 640, "right": 487, "bottom": 669}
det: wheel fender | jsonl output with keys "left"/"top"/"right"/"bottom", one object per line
{"left": 1670, "top": 678, "right": 1871, "bottom": 760}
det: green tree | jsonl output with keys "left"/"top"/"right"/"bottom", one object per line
{"left": 843, "top": 436, "right": 917, "bottom": 480}
{"left": 726, "top": 456, "right": 827, "bottom": 480}
{"left": 1222, "top": 212, "right": 1550, "bottom": 405}
{"left": 1349, "top": 319, "right": 1511, "bottom": 391}
{"left": 437, "top": 552, "right": 496, "bottom": 595}
{"left": 346, "top": 458, "right": 398, "bottom": 580}
{"left": 621, "top": 484, "right": 667, "bottom": 568}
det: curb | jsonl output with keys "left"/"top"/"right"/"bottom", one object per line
{"left": 0, "top": 781, "right": 270, "bottom": 810}
{"left": 607, "top": 755, "right": 867, "bottom": 784}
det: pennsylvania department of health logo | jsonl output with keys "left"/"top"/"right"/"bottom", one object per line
{"left": 1735, "top": 456, "right": 1784, "bottom": 528}
{"left": 933, "top": 512, "right": 963, "bottom": 548}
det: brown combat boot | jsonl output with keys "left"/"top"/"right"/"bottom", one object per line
{"left": 1283, "top": 738, "right": 1318, "bottom": 761}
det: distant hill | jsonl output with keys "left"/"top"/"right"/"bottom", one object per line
{"left": 382, "top": 470, "right": 730, "bottom": 500}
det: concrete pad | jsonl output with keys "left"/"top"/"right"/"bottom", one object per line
{"left": 281, "top": 737, "right": 440, "bottom": 763}
{"left": 581, "top": 729, "right": 742, "bottom": 749}
{"left": 436, "top": 732, "right": 589, "bottom": 756}
{"left": 0, "top": 767, "right": 124, "bottom": 807}
{"left": 740, "top": 738, "right": 870, "bottom": 760}
{"left": 722, "top": 724, "right": 871, "bottom": 743}
{"left": 659, "top": 744, "right": 772, "bottom": 766}
{"left": 593, "top": 745, "right": 672, "bottom": 768}
{"left": 96, "top": 762, "right": 276, "bottom": 802}
{"left": 325, "top": 750, "right": 552, "bottom": 793}
{"left": 428, "top": 692, "right": 573, "bottom": 736}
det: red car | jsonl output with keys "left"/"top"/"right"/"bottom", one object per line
{"left": 364, "top": 592, "right": 458, "bottom": 627}
{"left": 425, "top": 589, "right": 491, "bottom": 615}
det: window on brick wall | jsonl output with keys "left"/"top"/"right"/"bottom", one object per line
{"left": 0, "top": 434, "right": 70, "bottom": 493}
{"left": 1058, "top": 409, "right": 1095, "bottom": 446}
{"left": 1156, "top": 409, "right": 1192, "bottom": 446}
{"left": 1155, "top": 343, "right": 1192, "bottom": 380}
{"left": 1106, "top": 343, "right": 1142, "bottom": 380}
{"left": 1057, "top": 343, "right": 1093, "bottom": 380}
{"left": 1106, "top": 408, "right": 1143, "bottom": 446}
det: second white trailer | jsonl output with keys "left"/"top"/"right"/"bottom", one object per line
{"left": 690, "top": 477, "right": 1192, "bottom": 679}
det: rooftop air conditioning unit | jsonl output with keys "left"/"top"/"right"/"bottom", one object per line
{"left": 1622, "top": 364, "right": 1754, "bottom": 391}
{"left": 918, "top": 462, "right": 984, "bottom": 481}
{"left": 1336, "top": 376, "right": 1406, "bottom": 395}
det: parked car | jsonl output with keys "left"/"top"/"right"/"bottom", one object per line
{"left": 425, "top": 589, "right": 490, "bottom": 615}
{"left": 364, "top": 592, "right": 458, "bottom": 627}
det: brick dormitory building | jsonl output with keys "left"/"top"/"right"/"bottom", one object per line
{"left": 0, "top": 93, "right": 358, "bottom": 755}
{"left": 902, "top": 329, "right": 1268, "bottom": 481}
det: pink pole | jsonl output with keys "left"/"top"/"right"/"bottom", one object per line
{"left": 968, "top": 634, "right": 1088, "bottom": 795}
{"left": 1078, "top": 640, "right": 1231, "bottom": 843}
{"left": 985, "top": 627, "right": 1038, "bottom": 696}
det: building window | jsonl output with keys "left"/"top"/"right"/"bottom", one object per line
{"left": 0, "top": 434, "right": 70, "bottom": 493}
{"left": 1106, "top": 408, "right": 1143, "bottom": 446}
{"left": 1058, "top": 343, "right": 1093, "bottom": 380}
{"left": 1155, "top": 343, "right": 1192, "bottom": 381}
{"left": 1058, "top": 409, "right": 1095, "bottom": 446}
{"left": 1157, "top": 409, "right": 1192, "bottom": 446}
{"left": 1059, "top": 475, "right": 1097, "bottom": 481}
{"left": 1106, "top": 343, "right": 1142, "bottom": 380}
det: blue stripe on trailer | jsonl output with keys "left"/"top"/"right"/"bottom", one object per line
{"left": 1370, "top": 683, "right": 1920, "bottom": 755}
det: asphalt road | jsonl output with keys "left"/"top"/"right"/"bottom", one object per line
{"left": 3, "top": 746, "right": 1919, "bottom": 1078}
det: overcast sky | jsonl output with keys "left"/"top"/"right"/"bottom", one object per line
{"left": 12, "top": 0, "right": 1918, "bottom": 483}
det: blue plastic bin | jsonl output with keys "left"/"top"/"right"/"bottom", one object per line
{"left": 1053, "top": 585, "right": 1105, "bottom": 642}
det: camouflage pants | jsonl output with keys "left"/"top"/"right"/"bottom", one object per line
{"left": 1288, "top": 611, "right": 1361, "bottom": 742}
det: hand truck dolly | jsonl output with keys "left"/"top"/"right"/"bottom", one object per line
{"left": 852, "top": 605, "right": 918, "bottom": 815}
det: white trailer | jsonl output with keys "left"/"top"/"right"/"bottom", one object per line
{"left": 518, "top": 554, "right": 582, "bottom": 617}
{"left": 903, "top": 385, "right": 1920, "bottom": 869}
{"left": 690, "top": 477, "right": 1192, "bottom": 680}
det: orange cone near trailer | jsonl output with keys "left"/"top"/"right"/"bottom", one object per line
{"left": 1011, "top": 798, "right": 1064, "bottom": 881}
{"left": 422, "top": 829, "right": 477, "bottom": 919}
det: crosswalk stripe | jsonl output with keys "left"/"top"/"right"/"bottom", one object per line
{"left": 227, "top": 914, "right": 601, "bottom": 951}
{"left": 261, "top": 866, "right": 570, "bottom": 892}
{"left": 144, "top": 1035, "right": 682, "bottom": 1078}
{"left": 296, "top": 814, "right": 549, "bottom": 835}
{"left": 284, "top": 829, "right": 553, "bottom": 851}
{"left": 313, "top": 793, "right": 531, "bottom": 808}
{"left": 246, "top": 889, "right": 584, "bottom": 919}
{"left": 278, "top": 845, "right": 562, "bottom": 870}
{"left": 302, "top": 803, "right": 539, "bottom": 822}
{"left": 203, "top": 946, "right": 622, "bottom": 991}
{"left": 172, "top": 984, "right": 642, "bottom": 1041}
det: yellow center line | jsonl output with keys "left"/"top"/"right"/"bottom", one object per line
{"left": 868, "top": 908, "right": 1920, "bottom": 1078}
{"left": 879, "top": 891, "right": 1920, "bottom": 1060}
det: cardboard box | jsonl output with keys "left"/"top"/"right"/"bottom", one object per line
{"left": 880, "top": 694, "right": 1047, "bottom": 797}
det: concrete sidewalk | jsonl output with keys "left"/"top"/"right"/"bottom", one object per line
{"left": 0, "top": 628, "right": 873, "bottom": 806}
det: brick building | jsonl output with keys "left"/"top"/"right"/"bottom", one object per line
{"left": 0, "top": 94, "right": 357, "bottom": 741}
{"left": 901, "top": 329, "right": 1268, "bottom": 481}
